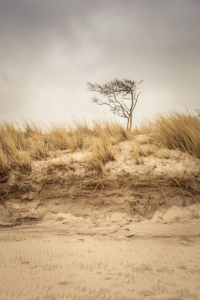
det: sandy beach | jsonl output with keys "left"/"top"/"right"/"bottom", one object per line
{"left": 0, "top": 217, "right": 200, "bottom": 300}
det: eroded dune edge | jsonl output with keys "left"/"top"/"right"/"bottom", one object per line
{"left": 1, "top": 134, "right": 200, "bottom": 226}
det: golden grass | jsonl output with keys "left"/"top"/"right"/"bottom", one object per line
{"left": 0, "top": 147, "right": 9, "bottom": 178}
{"left": 87, "top": 134, "right": 115, "bottom": 173}
{"left": 0, "top": 109, "right": 199, "bottom": 179}
{"left": 91, "top": 117, "right": 132, "bottom": 142}
{"left": 129, "top": 141, "right": 156, "bottom": 164}
{"left": 136, "top": 110, "right": 200, "bottom": 158}
{"left": 11, "top": 151, "right": 32, "bottom": 174}
{"left": 0, "top": 118, "right": 129, "bottom": 178}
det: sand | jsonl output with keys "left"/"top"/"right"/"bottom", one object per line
{"left": 0, "top": 220, "right": 200, "bottom": 300}
{"left": 0, "top": 136, "right": 200, "bottom": 300}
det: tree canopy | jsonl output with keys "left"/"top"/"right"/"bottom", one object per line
{"left": 87, "top": 78, "right": 143, "bottom": 129}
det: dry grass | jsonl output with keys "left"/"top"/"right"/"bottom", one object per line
{"left": 90, "top": 117, "right": 132, "bottom": 144}
{"left": 130, "top": 141, "right": 156, "bottom": 164}
{"left": 48, "top": 123, "right": 84, "bottom": 151}
{"left": 87, "top": 134, "right": 115, "bottom": 173}
{"left": 130, "top": 142, "right": 144, "bottom": 164}
{"left": 135, "top": 110, "right": 200, "bottom": 158}
{"left": 0, "top": 118, "right": 129, "bottom": 178}
{"left": 0, "top": 148, "right": 9, "bottom": 178}
{"left": 0, "top": 109, "right": 200, "bottom": 179}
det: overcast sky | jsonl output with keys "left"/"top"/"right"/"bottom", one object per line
{"left": 0, "top": 0, "right": 199, "bottom": 126}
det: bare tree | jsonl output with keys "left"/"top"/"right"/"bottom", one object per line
{"left": 87, "top": 78, "right": 143, "bottom": 129}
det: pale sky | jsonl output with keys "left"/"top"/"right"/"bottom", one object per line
{"left": 0, "top": 0, "right": 199, "bottom": 126}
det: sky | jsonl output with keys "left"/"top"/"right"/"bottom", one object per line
{"left": 0, "top": 0, "right": 199, "bottom": 126}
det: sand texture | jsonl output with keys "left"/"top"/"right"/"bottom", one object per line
{"left": 0, "top": 136, "right": 200, "bottom": 299}
{"left": 0, "top": 222, "right": 200, "bottom": 300}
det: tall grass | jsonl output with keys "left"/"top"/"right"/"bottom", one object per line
{"left": 88, "top": 134, "right": 115, "bottom": 173}
{"left": 0, "top": 118, "right": 129, "bottom": 178}
{"left": 136, "top": 110, "right": 200, "bottom": 158}
{"left": 0, "top": 110, "right": 199, "bottom": 179}
{"left": 0, "top": 147, "right": 9, "bottom": 178}
{"left": 91, "top": 117, "right": 132, "bottom": 142}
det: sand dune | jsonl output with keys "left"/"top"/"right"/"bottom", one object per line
{"left": 0, "top": 137, "right": 200, "bottom": 299}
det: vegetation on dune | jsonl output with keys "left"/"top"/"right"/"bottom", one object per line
{"left": 0, "top": 109, "right": 200, "bottom": 179}
{"left": 87, "top": 134, "right": 115, "bottom": 174}
{"left": 0, "top": 118, "right": 130, "bottom": 178}
{"left": 136, "top": 109, "right": 200, "bottom": 158}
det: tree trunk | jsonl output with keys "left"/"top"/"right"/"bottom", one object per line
{"left": 129, "top": 91, "right": 134, "bottom": 129}
{"left": 130, "top": 113, "right": 132, "bottom": 129}
{"left": 127, "top": 117, "right": 130, "bottom": 129}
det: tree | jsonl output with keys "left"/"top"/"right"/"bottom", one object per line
{"left": 87, "top": 78, "right": 143, "bottom": 129}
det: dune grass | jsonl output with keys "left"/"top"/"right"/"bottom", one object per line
{"left": 0, "top": 118, "right": 131, "bottom": 178}
{"left": 135, "top": 110, "right": 200, "bottom": 158}
{"left": 87, "top": 134, "right": 115, "bottom": 173}
{"left": 0, "top": 110, "right": 200, "bottom": 179}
